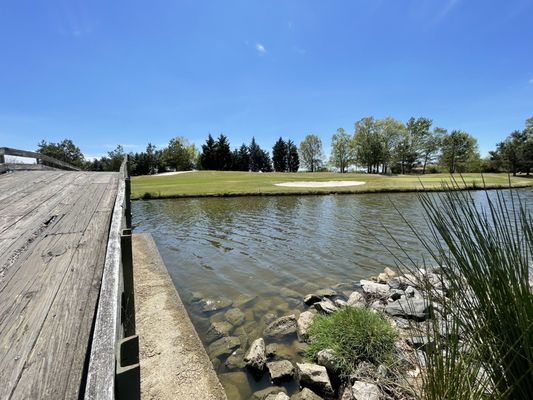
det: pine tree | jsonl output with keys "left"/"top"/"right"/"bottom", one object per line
{"left": 200, "top": 134, "right": 217, "bottom": 170}
{"left": 215, "top": 134, "right": 232, "bottom": 170}
{"left": 287, "top": 140, "right": 299, "bottom": 172}
{"left": 272, "top": 137, "right": 288, "bottom": 172}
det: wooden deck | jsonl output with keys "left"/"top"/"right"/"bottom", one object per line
{"left": 0, "top": 170, "right": 120, "bottom": 399}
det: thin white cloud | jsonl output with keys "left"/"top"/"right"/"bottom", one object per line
{"left": 255, "top": 43, "right": 266, "bottom": 54}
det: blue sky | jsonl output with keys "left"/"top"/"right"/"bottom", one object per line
{"left": 0, "top": 0, "right": 532, "bottom": 159}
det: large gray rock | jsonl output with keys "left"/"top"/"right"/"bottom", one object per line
{"left": 199, "top": 297, "right": 233, "bottom": 312}
{"left": 225, "top": 308, "right": 245, "bottom": 326}
{"left": 267, "top": 360, "right": 294, "bottom": 381}
{"left": 290, "top": 387, "right": 323, "bottom": 400}
{"left": 315, "top": 288, "right": 337, "bottom": 298}
{"left": 313, "top": 298, "right": 338, "bottom": 314}
{"left": 316, "top": 348, "right": 336, "bottom": 373}
{"left": 360, "top": 280, "right": 390, "bottom": 297}
{"left": 205, "top": 321, "right": 233, "bottom": 343}
{"left": 297, "top": 311, "right": 315, "bottom": 338}
{"left": 244, "top": 338, "right": 267, "bottom": 370}
{"left": 384, "top": 298, "right": 429, "bottom": 320}
{"left": 208, "top": 336, "right": 241, "bottom": 358}
{"left": 303, "top": 293, "right": 322, "bottom": 305}
{"left": 347, "top": 291, "right": 365, "bottom": 308}
{"left": 296, "top": 363, "right": 333, "bottom": 396}
{"left": 264, "top": 315, "right": 298, "bottom": 338}
{"left": 225, "top": 349, "right": 245, "bottom": 369}
{"left": 352, "top": 381, "right": 380, "bottom": 400}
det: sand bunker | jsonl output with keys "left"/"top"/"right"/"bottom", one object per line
{"left": 274, "top": 180, "right": 366, "bottom": 188}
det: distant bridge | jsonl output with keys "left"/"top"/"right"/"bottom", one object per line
{"left": 0, "top": 147, "right": 139, "bottom": 399}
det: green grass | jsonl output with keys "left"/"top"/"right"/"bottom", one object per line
{"left": 306, "top": 307, "right": 398, "bottom": 377}
{"left": 131, "top": 171, "right": 533, "bottom": 199}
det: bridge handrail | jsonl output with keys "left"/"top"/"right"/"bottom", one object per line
{"left": 0, "top": 147, "right": 81, "bottom": 171}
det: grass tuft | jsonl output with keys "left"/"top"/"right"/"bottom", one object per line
{"left": 306, "top": 307, "right": 398, "bottom": 376}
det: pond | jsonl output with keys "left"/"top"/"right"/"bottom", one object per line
{"left": 132, "top": 189, "right": 533, "bottom": 399}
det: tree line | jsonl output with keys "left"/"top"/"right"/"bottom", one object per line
{"left": 34, "top": 115, "right": 532, "bottom": 175}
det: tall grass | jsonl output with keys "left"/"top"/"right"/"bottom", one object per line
{"left": 395, "top": 181, "right": 533, "bottom": 399}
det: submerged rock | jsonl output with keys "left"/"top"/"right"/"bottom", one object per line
{"left": 265, "top": 393, "right": 290, "bottom": 400}
{"left": 267, "top": 360, "right": 294, "bottom": 381}
{"left": 199, "top": 297, "right": 233, "bottom": 312}
{"left": 266, "top": 343, "right": 294, "bottom": 360}
{"left": 280, "top": 287, "right": 302, "bottom": 299}
{"left": 244, "top": 338, "right": 267, "bottom": 370}
{"left": 315, "top": 288, "right": 337, "bottom": 298}
{"left": 264, "top": 315, "right": 298, "bottom": 338}
{"left": 352, "top": 381, "right": 380, "bottom": 400}
{"left": 316, "top": 348, "right": 337, "bottom": 373}
{"left": 291, "top": 387, "right": 323, "bottom": 400}
{"left": 208, "top": 336, "right": 241, "bottom": 359}
{"left": 252, "top": 386, "right": 288, "bottom": 400}
{"left": 225, "top": 349, "right": 245, "bottom": 369}
{"left": 303, "top": 294, "right": 322, "bottom": 306}
{"left": 225, "top": 308, "right": 245, "bottom": 327}
{"left": 205, "top": 321, "right": 234, "bottom": 343}
{"left": 296, "top": 363, "right": 333, "bottom": 396}
{"left": 233, "top": 293, "right": 257, "bottom": 307}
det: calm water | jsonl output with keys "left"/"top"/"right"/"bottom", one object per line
{"left": 133, "top": 189, "right": 533, "bottom": 399}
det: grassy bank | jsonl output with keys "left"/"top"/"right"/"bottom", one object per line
{"left": 131, "top": 171, "right": 533, "bottom": 200}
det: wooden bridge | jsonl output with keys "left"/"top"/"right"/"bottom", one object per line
{"left": 0, "top": 148, "right": 139, "bottom": 400}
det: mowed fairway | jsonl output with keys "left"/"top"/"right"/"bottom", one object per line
{"left": 131, "top": 171, "right": 533, "bottom": 199}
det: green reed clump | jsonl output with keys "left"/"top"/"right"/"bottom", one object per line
{"left": 306, "top": 307, "right": 398, "bottom": 376}
{"left": 396, "top": 180, "right": 533, "bottom": 399}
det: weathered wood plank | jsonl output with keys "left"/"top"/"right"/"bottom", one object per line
{"left": 0, "top": 171, "right": 67, "bottom": 209}
{"left": 9, "top": 176, "right": 119, "bottom": 400}
{"left": 0, "top": 147, "right": 81, "bottom": 171}
{"left": 84, "top": 178, "right": 126, "bottom": 400}
{"left": 0, "top": 175, "right": 115, "bottom": 399}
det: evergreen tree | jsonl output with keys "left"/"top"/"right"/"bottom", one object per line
{"left": 287, "top": 140, "right": 299, "bottom": 172}
{"left": 249, "top": 137, "right": 272, "bottom": 172}
{"left": 36, "top": 139, "right": 85, "bottom": 169}
{"left": 215, "top": 134, "right": 232, "bottom": 170}
{"left": 272, "top": 137, "right": 288, "bottom": 172}
{"left": 232, "top": 144, "right": 250, "bottom": 171}
{"left": 200, "top": 134, "right": 217, "bottom": 170}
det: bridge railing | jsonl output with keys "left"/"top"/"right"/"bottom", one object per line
{"left": 84, "top": 156, "right": 140, "bottom": 400}
{"left": 0, "top": 147, "right": 81, "bottom": 172}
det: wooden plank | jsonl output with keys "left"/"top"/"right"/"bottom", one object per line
{"left": 0, "top": 147, "right": 80, "bottom": 171}
{"left": 0, "top": 171, "right": 68, "bottom": 208}
{"left": 0, "top": 177, "right": 112, "bottom": 399}
{"left": 84, "top": 178, "right": 126, "bottom": 400}
{"left": 9, "top": 176, "right": 119, "bottom": 399}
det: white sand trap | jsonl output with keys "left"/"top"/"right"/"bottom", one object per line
{"left": 275, "top": 180, "right": 366, "bottom": 188}
{"left": 154, "top": 170, "right": 197, "bottom": 177}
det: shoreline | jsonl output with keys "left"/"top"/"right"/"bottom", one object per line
{"left": 132, "top": 182, "right": 533, "bottom": 201}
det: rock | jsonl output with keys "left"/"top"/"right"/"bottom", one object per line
{"left": 291, "top": 387, "right": 323, "bottom": 400}
{"left": 252, "top": 386, "right": 288, "bottom": 400}
{"left": 317, "top": 348, "right": 336, "bottom": 372}
{"left": 347, "top": 291, "right": 365, "bottom": 308}
{"left": 406, "top": 336, "right": 431, "bottom": 349}
{"left": 335, "top": 299, "right": 348, "bottom": 308}
{"left": 265, "top": 343, "right": 294, "bottom": 360}
{"left": 369, "top": 300, "right": 385, "bottom": 311}
{"left": 394, "top": 317, "right": 410, "bottom": 329}
{"left": 303, "top": 294, "right": 322, "bottom": 305}
{"left": 296, "top": 363, "right": 333, "bottom": 396}
{"left": 244, "top": 338, "right": 266, "bottom": 370}
{"left": 208, "top": 336, "right": 241, "bottom": 358}
{"left": 360, "top": 280, "right": 390, "bottom": 298}
{"left": 219, "top": 371, "right": 249, "bottom": 398}
{"left": 388, "top": 289, "right": 404, "bottom": 301}
{"left": 205, "top": 321, "right": 233, "bottom": 343}
{"left": 280, "top": 287, "right": 302, "bottom": 299}
{"left": 267, "top": 360, "right": 294, "bottom": 381}
{"left": 199, "top": 297, "right": 233, "bottom": 312}
{"left": 225, "top": 308, "right": 245, "bottom": 326}
{"left": 297, "top": 311, "right": 315, "bottom": 338}
{"left": 294, "top": 341, "right": 309, "bottom": 357}
{"left": 339, "top": 387, "right": 352, "bottom": 400}
{"left": 387, "top": 277, "right": 404, "bottom": 290}
{"left": 315, "top": 288, "right": 337, "bottom": 298}
{"left": 376, "top": 273, "right": 389, "bottom": 284}
{"left": 262, "top": 312, "right": 278, "bottom": 326}
{"left": 384, "top": 298, "right": 430, "bottom": 320}
{"left": 264, "top": 315, "right": 298, "bottom": 338}
{"left": 384, "top": 267, "right": 397, "bottom": 278}
{"left": 225, "top": 349, "right": 245, "bottom": 369}
{"left": 405, "top": 286, "right": 421, "bottom": 298}
{"left": 265, "top": 393, "right": 290, "bottom": 400}
{"left": 352, "top": 381, "right": 380, "bottom": 400}
{"left": 234, "top": 294, "right": 257, "bottom": 307}
{"left": 313, "top": 299, "right": 338, "bottom": 314}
